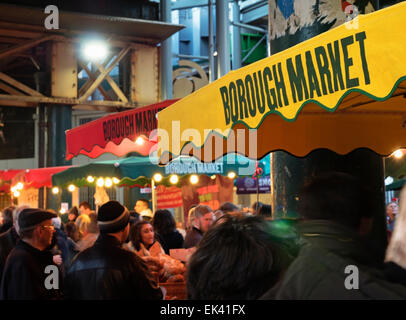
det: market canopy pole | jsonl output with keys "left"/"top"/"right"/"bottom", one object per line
{"left": 268, "top": 0, "right": 386, "bottom": 261}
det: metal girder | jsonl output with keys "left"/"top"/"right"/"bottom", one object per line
{"left": 240, "top": 0, "right": 268, "bottom": 24}
{"left": 0, "top": 72, "right": 42, "bottom": 96}
{"left": 78, "top": 62, "right": 111, "bottom": 101}
{"left": 93, "top": 61, "right": 128, "bottom": 103}
{"left": 79, "top": 47, "right": 130, "bottom": 102}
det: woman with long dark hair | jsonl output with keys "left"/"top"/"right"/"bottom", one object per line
{"left": 127, "top": 220, "right": 164, "bottom": 257}
{"left": 153, "top": 210, "right": 184, "bottom": 254}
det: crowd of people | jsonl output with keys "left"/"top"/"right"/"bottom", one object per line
{"left": 0, "top": 171, "right": 406, "bottom": 300}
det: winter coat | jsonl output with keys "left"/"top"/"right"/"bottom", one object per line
{"left": 0, "top": 227, "right": 19, "bottom": 281}
{"left": 158, "top": 230, "right": 184, "bottom": 254}
{"left": 183, "top": 227, "right": 203, "bottom": 249}
{"left": 64, "top": 234, "right": 163, "bottom": 300}
{"left": 262, "top": 220, "right": 406, "bottom": 300}
{"left": 0, "top": 240, "right": 61, "bottom": 300}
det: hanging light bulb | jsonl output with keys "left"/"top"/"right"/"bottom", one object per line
{"left": 16, "top": 182, "right": 24, "bottom": 190}
{"left": 11, "top": 186, "right": 17, "bottom": 193}
{"left": 227, "top": 172, "right": 236, "bottom": 179}
{"left": 135, "top": 137, "right": 144, "bottom": 145}
{"left": 105, "top": 178, "right": 113, "bottom": 188}
{"left": 87, "top": 176, "right": 95, "bottom": 183}
{"left": 153, "top": 173, "right": 163, "bottom": 182}
{"left": 393, "top": 149, "right": 404, "bottom": 159}
{"left": 112, "top": 177, "right": 120, "bottom": 184}
{"left": 13, "top": 191, "right": 20, "bottom": 197}
{"left": 68, "top": 184, "right": 76, "bottom": 192}
{"left": 170, "top": 175, "right": 179, "bottom": 184}
{"left": 190, "top": 175, "right": 199, "bottom": 184}
{"left": 210, "top": 175, "right": 216, "bottom": 180}
{"left": 96, "top": 178, "right": 105, "bottom": 187}
{"left": 52, "top": 187, "right": 59, "bottom": 194}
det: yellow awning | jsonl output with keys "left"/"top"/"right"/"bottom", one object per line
{"left": 158, "top": 2, "right": 406, "bottom": 163}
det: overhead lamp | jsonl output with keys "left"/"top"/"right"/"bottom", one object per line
{"left": 87, "top": 176, "right": 95, "bottom": 183}
{"left": 190, "top": 175, "right": 199, "bottom": 184}
{"left": 52, "top": 187, "right": 59, "bottom": 194}
{"left": 170, "top": 175, "right": 179, "bottom": 184}
{"left": 82, "top": 39, "right": 108, "bottom": 62}
{"left": 105, "top": 178, "right": 113, "bottom": 188}
{"left": 68, "top": 184, "right": 76, "bottom": 192}
{"left": 227, "top": 172, "right": 236, "bottom": 179}
{"left": 153, "top": 173, "right": 163, "bottom": 182}
{"left": 96, "top": 178, "right": 105, "bottom": 187}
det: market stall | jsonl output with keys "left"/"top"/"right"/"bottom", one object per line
{"left": 65, "top": 99, "right": 178, "bottom": 160}
{"left": 157, "top": 3, "right": 406, "bottom": 163}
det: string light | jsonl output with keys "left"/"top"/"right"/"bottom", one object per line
{"left": 170, "top": 175, "right": 179, "bottom": 184}
{"left": 52, "top": 187, "right": 59, "bottom": 194}
{"left": 87, "top": 176, "right": 95, "bottom": 183}
{"left": 96, "top": 178, "right": 105, "bottom": 187}
{"left": 393, "top": 149, "right": 404, "bottom": 159}
{"left": 135, "top": 137, "right": 144, "bottom": 145}
{"left": 190, "top": 175, "right": 199, "bottom": 184}
{"left": 13, "top": 191, "right": 20, "bottom": 197}
{"left": 16, "top": 182, "right": 23, "bottom": 190}
{"left": 105, "top": 178, "right": 113, "bottom": 188}
{"left": 227, "top": 172, "right": 236, "bottom": 179}
{"left": 113, "top": 177, "right": 120, "bottom": 184}
{"left": 153, "top": 173, "right": 163, "bottom": 182}
{"left": 68, "top": 184, "right": 76, "bottom": 192}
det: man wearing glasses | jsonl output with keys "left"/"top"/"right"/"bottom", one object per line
{"left": 0, "top": 208, "right": 61, "bottom": 300}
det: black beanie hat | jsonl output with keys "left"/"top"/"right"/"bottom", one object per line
{"left": 18, "top": 208, "right": 57, "bottom": 232}
{"left": 97, "top": 201, "right": 130, "bottom": 234}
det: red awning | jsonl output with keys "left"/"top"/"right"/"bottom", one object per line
{"left": 0, "top": 169, "right": 24, "bottom": 193}
{"left": 12, "top": 166, "right": 73, "bottom": 189}
{"left": 66, "top": 99, "right": 179, "bottom": 160}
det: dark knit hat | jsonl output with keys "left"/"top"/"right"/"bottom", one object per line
{"left": 97, "top": 201, "right": 130, "bottom": 233}
{"left": 18, "top": 208, "right": 57, "bottom": 232}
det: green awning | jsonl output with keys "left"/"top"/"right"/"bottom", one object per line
{"left": 52, "top": 155, "right": 270, "bottom": 188}
{"left": 386, "top": 178, "right": 406, "bottom": 191}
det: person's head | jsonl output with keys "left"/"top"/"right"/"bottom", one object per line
{"left": 153, "top": 209, "right": 176, "bottom": 236}
{"left": 79, "top": 201, "right": 91, "bottom": 216}
{"left": 134, "top": 199, "right": 149, "bottom": 214}
{"left": 97, "top": 201, "right": 130, "bottom": 243}
{"left": 65, "top": 222, "right": 80, "bottom": 242}
{"left": 386, "top": 202, "right": 399, "bottom": 220}
{"left": 52, "top": 217, "right": 62, "bottom": 230}
{"left": 75, "top": 214, "right": 91, "bottom": 238}
{"left": 187, "top": 206, "right": 196, "bottom": 229}
{"left": 87, "top": 212, "right": 99, "bottom": 234}
{"left": 219, "top": 202, "right": 240, "bottom": 214}
{"left": 1, "top": 206, "right": 15, "bottom": 225}
{"left": 298, "top": 172, "right": 374, "bottom": 231}
{"left": 68, "top": 206, "right": 79, "bottom": 222}
{"left": 187, "top": 215, "right": 291, "bottom": 299}
{"left": 12, "top": 205, "right": 29, "bottom": 236}
{"left": 194, "top": 205, "right": 215, "bottom": 233}
{"left": 130, "top": 221, "right": 156, "bottom": 250}
{"left": 258, "top": 204, "right": 272, "bottom": 218}
{"left": 18, "top": 208, "right": 57, "bottom": 250}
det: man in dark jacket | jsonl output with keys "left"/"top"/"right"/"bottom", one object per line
{"left": 261, "top": 172, "right": 406, "bottom": 300}
{"left": 64, "top": 201, "right": 163, "bottom": 300}
{"left": 184, "top": 205, "right": 214, "bottom": 249}
{"left": 0, "top": 208, "right": 60, "bottom": 300}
